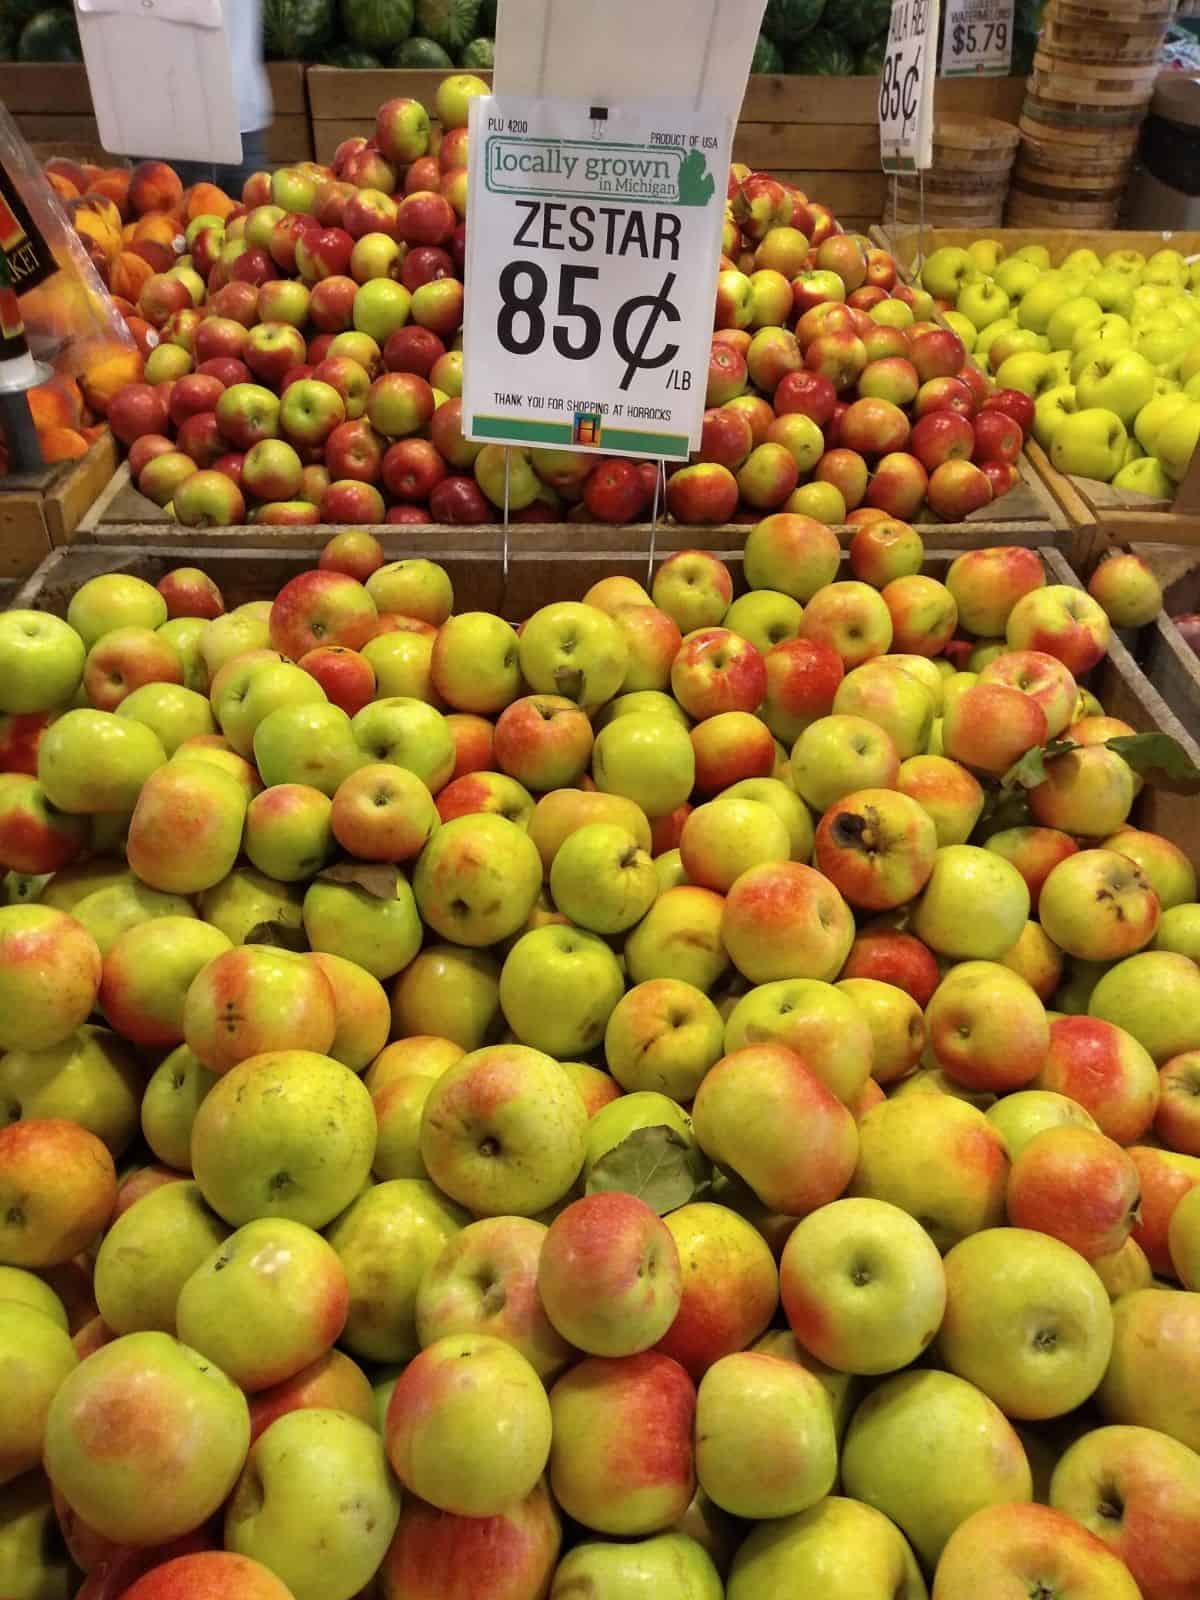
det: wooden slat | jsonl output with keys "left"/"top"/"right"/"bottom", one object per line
{"left": 13, "top": 114, "right": 101, "bottom": 146}
{"left": 262, "top": 115, "right": 314, "bottom": 163}
{"left": 266, "top": 62, "right": 308, "bottom": 116}
{"left": 734, "top": 124, "right": 882, "bottom": 172}
{"left": 0, "top": 63, "right": 93, "bottom": 115}
{"left": 773, "top": 172, "right": 887, "bottom": 217}
{"left": 739, "top": 74, "right": 1025, "bottom": 125}
{"left": 307, "top": 67, "right": 491, "bottom": 120}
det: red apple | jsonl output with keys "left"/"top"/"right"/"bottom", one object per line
{"left": 382, "top": 438, "right": 447, "bottom": 503}
{"left": 927, "top": 459, "right": 994, "bottom": 520}
{"left": 982, "top": 388, "right": 1036, "bottom": 439}
{"left": 910, "top": 411, "right": 976, "bottom": 472}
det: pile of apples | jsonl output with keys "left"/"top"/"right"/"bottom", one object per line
{"left": 85, "top": 70, "right": 1029, "bottom": 531}
{"left": 922, "top": 237, "right": 1200, "bottom": 497}
{"left": 1, "top": 517, "right": 1199, "bottom": 1600}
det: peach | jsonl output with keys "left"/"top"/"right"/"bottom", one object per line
{"left": 129, "top": 160, "right": 184, "bottom": 217}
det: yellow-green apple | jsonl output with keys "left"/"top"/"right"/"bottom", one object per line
{"left": 1028, "top": 746, "right": 1135, "bottom": 837}
{"left": 583, "top": 575, "right": 652, "bottom": 613}
{"left": 360, "top": 629, "right": 436, "bottom": 702}
{"left": 383, "top": 1480, "right": 562, "bottom": 1600}
{"left": 500, "top": 925, "right": 624, "bottom": 1058}
{"left": 832, "top": 662, "right": 934, "bottom": 758}
{"left": 325, "top": 1178, "right": 465, "bottom": 1364}
{"left": 44, "top": 1329, "right": 249, "bottom": 1545}
{"left": 1087, "top": 550, "right": 1163, "bottom": 629}
{"left": 624, "top": 885, "right": 730, "bottom": 993}
{"left": 0, "top": 1118, "right": 114, "bottom": 1269}
{"left": 979, "top": 649, "right": 1077, "bottom": 737}
{"left": 1102, "top": 826, "right": 1195, "bottom": 909}
{"left": 1003, "top": 919, "right": 1064, "bottom": 1000}
{"left": 0, "top": 904, "right": 101, "bottom": 1053}
{"left": 841, "top": 1368, "right": 1031, "bottom": 1569}
{"left": 848, "top": 517, "right": 925, "bottom": 588}
{"left": 306, "top": 951, "right": 389, "bottom": 1074}
{"left": 1092, "top": 1237, "right": 1153, "bottom": 1300}
{"left": 1038, "top": 849, "right": 1160, "bottom": 963}
{"left": 910, "top": 844, "right": 1029, "bottom": 959}
{"left": 611, "top": 604, "right": 685, "bottom": 694}
{"left": 694, "top": 1351, "right": 836, "bottom": 1521}
{"left": 1089, "top": 950, "right": 1200, "bottom": 1064}
{"left": 780, "top": 1196, "right": 946, "bottom": 1375}
{"left": 413, "top": 813, "right": 542, "bottom": 947}
{"left": 416, "top": 1215, "right": 572, "bottom": 1380}
{"left": 390, "top": 943, "right": 502, "bottom": 1050}
{"left": 798, "top": 582, "right": 894, "bottom": 669}
{"left": 721, "top": 859, "right": 855, "bottom": 986}
{"left": 1034, "top": 1015, "right": 1158, "bottom": 1143}
{"left": 1050, "top": 1423, "right": 1200, "bottom": 1600}
{"left": 1127, "top": 1144, "right": 1200, "bottom": 1275}
{"left": 0, "top": 1021, "right": 140, "bottom": 1156}
{"left": 926, "top": 962, "right": 1049, "bottom": 1092}
{"left": 725, "top": 978, "right": 873, "bottom": 1105}
{"left": 690, "top": 709, "right": 775, "bottom": 793}
{"left": 1075, "top": 350, "right": 1157, "bottom": 426}
{"left": 0, "top": 1300, "right": 77, "bottom": 1483}
{"left": 934, "top": 1502, "right": 1141, "bottom": 1600}
{"left": 679, "top": 796, "right": 790, "bottom": 893}
{"left": 191, "top": 1049, "right": 374, "bottom": 1228}
{"left": 67, "top": 573, "right": 167, "bottom": 649}
{"left": 723, "top": 590, "right": 805, "bottom": 657}
{"left": 125, "top": 758, "right": 247, "bottom": 895}
{"left": 938, "top": 1227, "right": 1112, "bottom": 1420}
{"left": 947, "top": 545, "right": 1046, "bottom": 638}
{"left": 1156, "top": 1050, "right": 1200, "bottom": 1156}
{"left": 743, "top": 513, "right": 840, "bottom": 603}
{"left": 549, "top": 1349, "right": 695, "bottom": 1533}
{"left": 1168, "top": 1182, "right": 1200, "bottom": 1285}
{"left": 181, "top": 946, "right": 337, "bottom": 1074}
{"left": 692, "top": 1044, "right": 857, "bottom": 1215}
{"left": 92, "top": 1178, "right": 226, "bottom": 1334}
{"left": 851, "top": 1094, "right": 1009, "bottom": 1250}
{"left": 878, "top": 575, "right": 957, "bottom": 659}
{"left": 895, "top": 754, "right": 983, "bottom": 846}
{"left": 1155, "top": 903, "right": 1200, "bottom": 961}
{"left": 385, "top": 1332, "right": 550, "bottom": 1518}
{"left": 419, "top": 1044, "right": 586, "bottom": 1216}
{"left": 563, "top": 1062, "right": 623, "bottom": 1118}
{"left": 1099, "top": 1289, "right": 1200, "bottom": 1451}
{"left": 552, "top": 1533, "right": 718, "bottom": 1600}
{"left": 790, "top": 714, "right": 901, "bottom": 811}
{"left": 99, "top": 916, "right": 231, "bottom": 1048}
{"left": 116, "top": 682, "right": 215, "bottom": 755}
{"left": 1008, "top": 1124, "right": 1140, "bottom": 1261}
{"left": 430, "top": 612, "right": 521, "bottom": 714}
{"left": 650, "top": 550, "right": 732, "bottom": 634}
{"left": 368, "top": 1036, "right": 461, "bottom": 1179}
{"left": 0, "top": 1266, "right": 67, "bottom": 1328}
{"left": 436, "top": 772, "right": 534, "bottom": 830}
{"left": 537, "top": 1192, "right": 681, "bottom": 1357}
{"left": 722, "top": 777, "right": 814, "bottom": 861}
{"left": 141, "top": 1044, "right": 216, "bottom": 1171}
{"left": 837, "top": 977, "right": 925, "bottom": 1084}
{"left": 197, "top": 865, "right": 303, "bottom": 947}
{"left": 654, "top": 1202, "right": 778, "bottom": 1379}
{"left": 351, "top": 695, "right": 455, "bottom": 793}
{"left": 198, "top": 604, "right": 271, "bottom": 679}
{"left": 583, "top": 711, "right": 696, "bottom": 818}
{"left": 327, "top": 762, "right": 437, "bottom": 864}
{"left": 175, "top": 1217, "right": 347, "bottom": 1391}
{"left": 516, "top": 601, "right": 628, "bottom": 711}
{"left": 226, "top": 1408, "right": 398, "bottom": 1600}
{"left": 814, "top": 788, "right": 937, "bottom": 910}
{"left": 37, "top": 707, "right": 166, "bottom": 815}
{"left": 1, "top": 1472, "right": 86, "bottom": 1597}
{"left": 549, "top": 822, "right": 657, "bottom": 934}
{"left": 987, "top": 1090, "right": 1098, "bottom": 1161}
{"left": 727, "top": 1494, "right": 926, "bottom": 1600}
{"left": 603, "top": 978, "right": 724, "bottom": 1102}
{"left": 761, "top": 638, "right": 845, "bottom": 745}
{"left": 0, "top": 610, "right": 85, "bottom": 714}
{"left": 1006, "top": 583, "right": 1111, "bottom": 675}
{"left": 215, "top": 658, "right": 324, "bottom": 759}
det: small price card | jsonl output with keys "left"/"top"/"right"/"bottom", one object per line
{"left": 879, "top": 0, "right": 941, "bottom": 174}
{"left": 941, "top": 0, "right": 1015, "bottom": 77}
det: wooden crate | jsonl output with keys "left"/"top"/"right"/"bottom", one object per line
{"left": 875, "top": 224, "right": 1200, "bottom": 276}
{"left": 16, "top": 542, "right": 1198, "bottom": 860}
{"left": 1139, "top": 550, "right": 1200, "bottom": 741}
{"left": 0, "top": 63, "right": 312, "bottom": 163}
{"left": 307, "top": 71, "right": 1027, "bottom": 233}
{"left": 0, "top": 431, "right": 118, "bottom": 580}
{"left": 78, "top": 450, "right": 1066, "bottom": 555}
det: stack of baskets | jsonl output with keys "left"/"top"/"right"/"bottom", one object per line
{"left": 890, "top": 115, "right": 1020, "bottom": 228}
{"left": 1009, "top": 0, "right": 1176, "bottom": 226}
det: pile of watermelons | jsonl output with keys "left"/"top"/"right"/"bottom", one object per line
{"left": 0, "top": 2, "right": 82, "bottom": 62}
{"left": 751, "top": 0, "right": 1047, "bottom": 76}
{"left": 262, "top": 0, "right": 496, "bottom": 69}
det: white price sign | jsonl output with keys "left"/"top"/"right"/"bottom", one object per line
{"left": 940, "top": 0, "right": 1014, "bottom": 77}
{"left": 879, "top": 0, "right": 941, "bottom": 175}
{"left": 461, "top": 96, "right": 731, "bottom": 461}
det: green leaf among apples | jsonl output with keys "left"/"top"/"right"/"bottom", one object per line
{"left": 1002, "top": 733, "right": 1200, "bottom": 796}
{"left": 585, "top": 1125, "right": 710, "bottom": 1216}
{"left": 244, "top": 919, "right": 309, "bottom": 951}
{"left": 317, "top": 860, "right": 404, "bottom": 898}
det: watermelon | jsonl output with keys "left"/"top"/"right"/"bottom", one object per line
{"left": 826, "top": 0, "right": 891, "bottom": 47}
{"left": 458, "top": 36, "right": 494, "bottom": 68}
{"left": 751, "top": 34, "right": 784, "bottom": 74}
{"left": 763, "top": 0, "right": 825, "bottom": 48}
{"left": 415, "top": 0, "right": 481, "bottom": 52}
{"left": 341, "top": 0, "right": 415, "bottom": 51}
{"left": 393, "top": 36, "right": 454, "bottom": 65}
{"left": 324, "top": 43, "right": 383, "bottom": 65}
{"left": 787, "top": 28, "right": 856, "bottom": 74}
{"left": 857, "top": 33, "right": 888, "bottom": 75}
{"left": 17, "top": 9, "right": 81, "bottom": 62}
{"left": 478, "top": 0, "right": 497, "bottom": 32}
{"left": 263, "top": 0, "right": 335, "bottom": 58}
